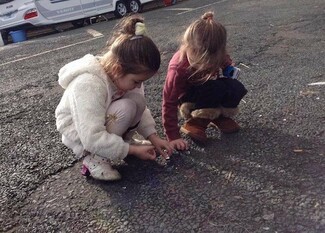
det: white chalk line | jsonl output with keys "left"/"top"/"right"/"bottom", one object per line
{"left": 308, "top": 81, "right": 325, "bottom": 86}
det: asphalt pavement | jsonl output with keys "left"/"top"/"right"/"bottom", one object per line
{"left": 0, "top": 0, "right": 324, "bottom": 232}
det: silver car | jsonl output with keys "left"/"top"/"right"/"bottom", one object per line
{"left": 0, "top": 0, "right": 156, "bottom": 45}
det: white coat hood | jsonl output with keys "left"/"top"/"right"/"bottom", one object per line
{"left": 58, "top": 54, "right": 107, "bottom": 89}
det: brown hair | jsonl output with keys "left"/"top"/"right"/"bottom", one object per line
{"left": 101, "top": 14, "right": 161, "bottom": 79}
{"left": 180, "top": 12, "right": 227, "bottom": 84}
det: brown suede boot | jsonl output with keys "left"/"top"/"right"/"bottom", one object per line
{"left": 211, "top": 116, "right": 240, "bottom": 134}
{"left": 180, "top": 117, "right": 211, "bottom": 143}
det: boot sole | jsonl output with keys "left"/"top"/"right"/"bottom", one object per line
{"left": 180, "top": 126, "right": 207, "bottom": 143}
{"left": 210, "top": 123, "right": 240, "bottom": 134}
{"left": 221, "top": 128, "right": 240, "bottom": 134}
{"left": 81, "top": 164, "right": 121, "bottom": 181}
{"left": 211, "top": 122, "right": 240, "bottom": 134}
{"left": 81, "top": 164, "right": 90, "bottom": 176}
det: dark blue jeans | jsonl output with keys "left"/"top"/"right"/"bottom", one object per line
{"left": 179, "top": 78, "right": 247, "bottom": 109}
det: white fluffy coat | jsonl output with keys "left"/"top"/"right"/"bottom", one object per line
{"left": 55, "top": 54, "right": 157, "bottom": 160}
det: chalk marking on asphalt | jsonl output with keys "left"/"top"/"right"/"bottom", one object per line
{"left": 177, "top": 0, "right": 228, "bottom": 15}
{"left": 186, "top": 155, "right": 265, "bottom": 191}
{"left": 239, "top": 63, "right": 250, "bottom": 69}
{"left": 0, "top": 36, "right": 104, "bottom": 67}
{"left": 308, "top": 81, "right": 325, "bottom": 86}
{"left": 86, "top": 28, "right": 103, "bottom": 37}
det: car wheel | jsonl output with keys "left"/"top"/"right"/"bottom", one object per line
{"left": 128, "top": 0, "right": 141, "bottom": 13}
{"left": 72, "top": 19, "right": 85, "bottom": 28}
{"left": 0, "top": 30, "right": 8, "bottom": 45}
{"left": 114, "top": 1, "right": 128, "bottom": 18}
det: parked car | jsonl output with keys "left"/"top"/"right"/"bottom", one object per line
{"left": 0, "top": 0, "right": 156, "bottom": 44}
{"left": 128, "top": 0, "right": 151, "bottom": 13}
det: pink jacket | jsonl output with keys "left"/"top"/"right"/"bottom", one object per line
{"left": 162, "top": 51, "right": 232, "bottom": 141}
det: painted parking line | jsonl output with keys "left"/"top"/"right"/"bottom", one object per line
{"left": 308, "top": 82, "right": 325, "bottom": 86}
{"left": 86, "top": 29, "right": 103, "bottom": 38}
{"left": 0, "top": 36, "right": 103, "bottom": 67}
{"left": 177, "top": 0, "right": 228, "bottom": 15}
{"left": 165, "top": 7, "right": 193, "bottom": 11}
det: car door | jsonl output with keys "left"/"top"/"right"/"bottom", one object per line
{"left": 80, "top": 0, "right": 97, "bottom": 16}
{"left": 94, "top": 0, "right": 114, "bottom": 15}
{"left": 35, "top": 0, "right": 85, "bottom": 22}
{"left": 139, "top": 0, "right": 154, "bottom": 4}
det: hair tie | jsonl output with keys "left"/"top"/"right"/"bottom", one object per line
{"left": 135, "top": 22, "right": 147, "bottom": 36}
{"left": 206, "top": 15, "right": 213, "bottom": 21}
{"left": 130, "top": 22, "right": 147, "bottom": 40}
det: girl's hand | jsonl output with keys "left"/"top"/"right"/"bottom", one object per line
{"left": 129, "top": 145, "right": 156, "bottom": 160}
{"left": 170, "top": 138, "right": 189, "bottom": 151}
{"left": 147, "top": 134, "right": 173, "bottom": 159}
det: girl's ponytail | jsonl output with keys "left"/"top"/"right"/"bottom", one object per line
{"left": 202, "top": 11, "right": 214, "bottom": 21}
{"left": 107, "top": 14, "right": 144, "bottom": 46}
{"left": 101, "top": 14, "right": 160, "bottom": 77}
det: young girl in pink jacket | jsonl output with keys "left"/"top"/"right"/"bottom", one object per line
{"left": 162, "top": 12, "right": 247, "bottom": 150}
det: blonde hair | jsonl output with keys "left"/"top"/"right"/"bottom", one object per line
{"left": 101, "top": 14, "right": 161, "bottom": 79}
{"left": 180, "top": 12, "right": 227, "bottom": 84}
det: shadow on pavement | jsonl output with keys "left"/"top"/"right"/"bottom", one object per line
{"left": 2, "top": 126, "right": 324, "bottom": 232}
{"left": 84, "top": 127, "right": 324, "bottom": 232}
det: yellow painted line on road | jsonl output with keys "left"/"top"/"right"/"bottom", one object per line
{"left": 177, "top": 0, "right": 228, "bottom": 15}
{"left": 86, "top": 29, "right": 103, "bottom": 38}
{"left": 308, "top": 82, "right": 325, "bottom": 86}
{"left": 0, "top": 36, "right": 104, "bottom": 67}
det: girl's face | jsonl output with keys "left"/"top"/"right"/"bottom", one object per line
{"left": 113, "top": 72, "right": 154, "bottom": 91}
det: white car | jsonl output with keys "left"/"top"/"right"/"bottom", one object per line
{"left": 0, "top": 0, "right": 155, "bottom": 44}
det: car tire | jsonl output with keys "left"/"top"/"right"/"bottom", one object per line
{"left": 128, "top": 0, "right": 142, "bottom": 13}
{"left": 71, "top": 19, "right": 85, "bottom": 28}
{"left": 114, "top": 1, "right": 128, "bottom": 18}
{"left": 0, "top": 30, "right": 9, "bottom": 45}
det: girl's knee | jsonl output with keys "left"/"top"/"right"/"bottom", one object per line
{"left": 106, "top": 94, "right": 147, "bottom": 135}
{"left": 106, "top": 99, "right": 137, "bottom": 131}
{"left": 124, "top": 92, "right": 146, "bottom": 114}
{"left": 108, "top": 98, "right": 137, "bottom": 120}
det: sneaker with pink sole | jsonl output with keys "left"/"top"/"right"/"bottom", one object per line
{"left": 81, "top": 154, "right": 121, "bottom": 181}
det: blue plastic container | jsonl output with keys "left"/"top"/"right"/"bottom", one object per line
{"left": 9, "top": 30, "right": 27, "bottom": 43}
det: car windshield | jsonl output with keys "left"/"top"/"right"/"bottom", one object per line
{"left": 0, "top": 0, "right": 14, "bottom": 5}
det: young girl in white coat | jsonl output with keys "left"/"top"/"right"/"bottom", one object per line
{"left": 55, "top": 15, "right": 172, "bottom": 181}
